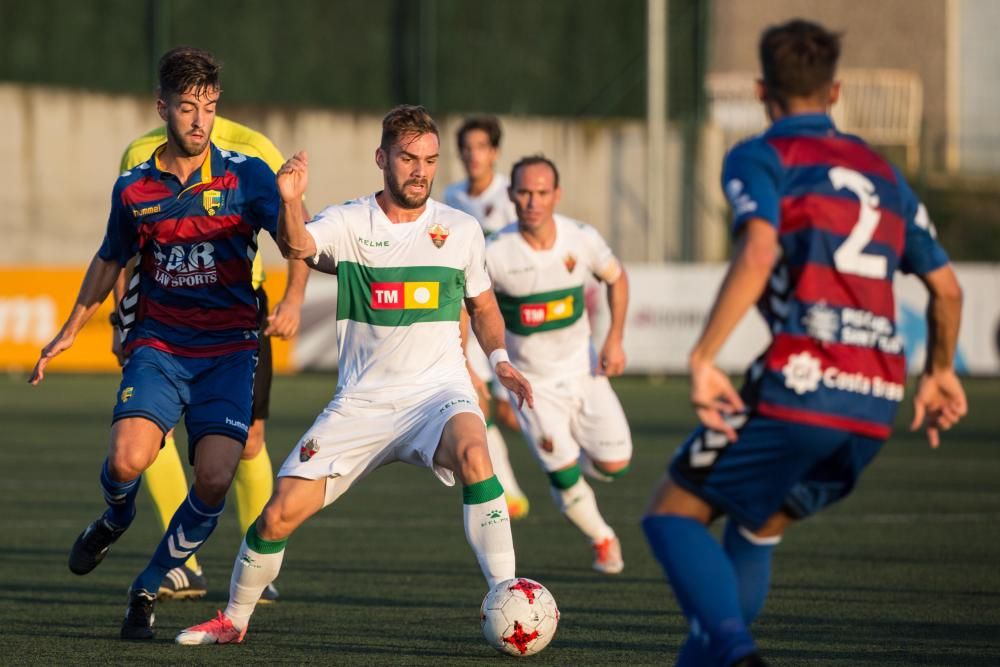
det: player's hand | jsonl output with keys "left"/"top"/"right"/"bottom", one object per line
{"left": 598, "top": 335, "right": 626, "bottom": 377}
{"left": 263, "top": 297, "right": 302, "bottom": 339}
{"left": 29, "top": 330, "right": 76, "bottom": 385}
{"left": 689, "top": 359, "right": 745, "bottom": 441}
{"left": 910, "top": 369, "right": 967, "bottom": 448}
{"left": 495, "top": 362, "right": 534, "bottom": 410}
{"left": 277, "top": 150, "right": 309, "bottom": 203}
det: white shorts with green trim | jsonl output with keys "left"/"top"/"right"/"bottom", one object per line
{"left": 278, "top": 383, "right": 484, "bottom": 507}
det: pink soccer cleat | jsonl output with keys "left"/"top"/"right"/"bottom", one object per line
{"left": 175, "top": 611, "right": 247, "bottom": 645}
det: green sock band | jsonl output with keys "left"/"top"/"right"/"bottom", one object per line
{"left": 485, "top": 418, "right": 495, "bottom": 428}
{"left": 246, "top": 521, "right": 287, "bottom": 554}
{"left": 548, "top": 465, "right": 582, "bottom": 490}
{"left": 599, "top": 464, "right": 631, "bottom": 480}
{"left": 463, "top": 475, "right": 504, "bottom": 504}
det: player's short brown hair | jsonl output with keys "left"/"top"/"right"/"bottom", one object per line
{"left": 380, "top": 104, "right": 439, "bottom": 151}
{"left": 456, "top": 116, "right": 502, "bottom": 150}
{"left": 158, "top": 47, "right": 221, "bottom": 99}
{"left": 510, "top": 155, "right": 560, "bottom": 189}
{"left": 759, "top": 19, "right": 841, "bottom": 109}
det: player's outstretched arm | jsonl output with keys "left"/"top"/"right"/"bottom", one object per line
{"left": 598, "top": 268, "right": 629, "bottom": 376}
{"left": 910, "top": 264, "right": 966, "bottom": 448}
{"left": 466, "top": 289, "right": 533, "bottom": 409}
{"left": 687, "top": 219, "right": 777, "bottom": 440}
{"left": 276, "top": 151, "right": 316, "bottom": 260}
{"left": 30, "top": 253, "right": 121, "bottom": 385}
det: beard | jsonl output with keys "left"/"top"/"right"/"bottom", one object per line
{"left": 386, "top": 169, "right": 432, "bottom": 209}
{"left": 166, "top": 118, "right": 211, "bottom": 158}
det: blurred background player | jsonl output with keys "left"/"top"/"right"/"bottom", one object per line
{"left": 641, "top": 20, "right": 967, "bottom": 666}
{"left": 486, "top": 155, "right": 632, "bottom": 575}
{"left": 443, "top": 116, "right": 530, "bottom": 520}
{"left": 115, "top": 115, "right": 310, "bottom": 602}
{"left": 31, "top": 47, "right": 289, "bottom": 640}
{"left": 176, "top": 105, "right": 534, "bottom": 646}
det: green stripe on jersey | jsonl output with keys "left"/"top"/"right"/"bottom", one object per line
{"left": 496, "top": 285, "right": 585, "bottom": 336}
{"left": 337, "top": 261, "right": 464, "bottom": 326}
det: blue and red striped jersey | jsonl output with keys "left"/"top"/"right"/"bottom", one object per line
{"left": 723, "top": 114, "right": 949, "bottom": 439}
{"left": 98, "top": 143, "right": 279, "bottom": 357}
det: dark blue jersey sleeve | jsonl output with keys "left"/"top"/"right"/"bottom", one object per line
{"left": 721, "top": 138, "right": 783, "bottom": 236}
{"left": 97, "top": 179, "right": 138, "bottom": 266}
{"left": 893, "top": 167, "right": 949, "bottom": 275}
{"left": 242, "top": 157, "right": 279, "bottom": 239}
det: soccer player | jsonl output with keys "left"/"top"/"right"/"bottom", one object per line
{"left": 113, "top": 117, "right": 309, "bottom": 602}
{"left": 443, "top": 116, "right": 531, "bottom": 519}
{"left": 486, "top": 155, "right": 632, "bottom": 575}
{"left": 30, "top": 47, "right": 284, "bottom": 640}
{"left": 175, "top": 105, "right": 533, "bottom": 646}
{"left": 641, "top": 20, "right": 967, "bottom": 666}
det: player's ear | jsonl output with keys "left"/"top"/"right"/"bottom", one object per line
{"left": 375, "top": 147, "right": 387, "bottom": 170}
{"left": 828, "top": 81, "right": 841, "bottom": 107}
{"left": 156, "top": 93, "right": 168, "bottom": 122}
{"left": 754, "top": 79, "right": 767, "bottom": 103}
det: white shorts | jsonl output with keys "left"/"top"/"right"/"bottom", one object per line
{"left": 278, "top": 384, "right": 484, "bottom": 507}
{"left": 510, "top": 374, "right": 632, "bottom": 472}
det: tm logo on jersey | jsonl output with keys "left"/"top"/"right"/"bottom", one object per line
{"left": 152, "top": 240, "right": 218, "bottom": 288}
{"left": 520, "top": 295, "right": 574, "bottom": 327}
{"left": 371, "top": 282, "right": 440, "bottom": 310}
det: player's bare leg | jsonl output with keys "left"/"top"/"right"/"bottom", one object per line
{"left": 176, "top": 475, "right": 326, "bottom": 644}
{"left": 69, "top": 417, "right": 163, "bottom": 576}
{"left": 434, "top": 412, "right": 516, "bottom": 589}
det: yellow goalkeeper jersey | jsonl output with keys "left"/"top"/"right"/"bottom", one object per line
{"left": 119, "top": 116, "right": 285, "bottom": 290}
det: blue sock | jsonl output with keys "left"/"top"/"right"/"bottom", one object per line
{"left": 132, "top": 488, "right": 223, "bottom": 593}
{"left": 99, "top": 459, "right": 141, "bottom": 529}
{"left": 642, "top": 515, "right": 756, "bottom": 666}
{"left": 723, "top": 520, "right": 777, "bottom": 625}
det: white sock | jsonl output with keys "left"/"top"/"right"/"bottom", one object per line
{"left": 552, "top": 478, "right": 615, "bottom": 543}
{"left": 224, "top": 536, "right": 285, "bottom": 630}
{"left": 464, "top": 490, "right": 516, "bottom": 589}
{"left": 486, "top": 425, "right": 525, "bottom": 499}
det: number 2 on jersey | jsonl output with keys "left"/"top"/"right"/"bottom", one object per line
{"left": 828, "top": 166, "right": 888, "bottom": 279}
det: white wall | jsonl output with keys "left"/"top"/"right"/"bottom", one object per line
{"left": 0, "top": 83, "right": 684, "bottom": 266}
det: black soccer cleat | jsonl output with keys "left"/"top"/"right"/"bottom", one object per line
{"left": 121, "top": 588, "right": 156, "bottom": 640}
{"left": 68, "top": 516, "right": 126, "bottom": 575}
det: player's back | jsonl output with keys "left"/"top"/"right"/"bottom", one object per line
{"left": 726, "top": 113, "right": 923, "bottom": 439}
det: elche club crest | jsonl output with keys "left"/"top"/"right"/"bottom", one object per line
{"left": 299, "top": 437, "right": 320, "bottom": 462}
{"left": 563, "top": 254, "right": 577, "bottom": 273}
{"left": 428, "top": 223, "right": 450, "bottom": 248}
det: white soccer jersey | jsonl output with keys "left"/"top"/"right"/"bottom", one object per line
{"left": 443, "top": 174, "right": 516, "bottom": 236}
{"left": 485, "top": 214, "right": 622, "bottom": 380}
{"left": 306, "top": 194, "right": 491, "bottom": 399}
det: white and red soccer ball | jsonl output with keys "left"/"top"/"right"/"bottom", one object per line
{"left": 481, "top": 577, "right": 559, "bottom": 657}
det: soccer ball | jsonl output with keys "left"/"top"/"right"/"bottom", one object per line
{"left": 481, "top": 577, "right": 559, "bottom": 656}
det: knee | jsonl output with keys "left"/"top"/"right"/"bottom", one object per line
{"left": 194, "top": 466, "right": 237, "bottom": 504}
{"left": 107, "top": 446, "right": 155, "bottom": 481}
{"left": 454, "top": 437, "right": 494, "bottom": 484}
{"left": 593, "top": 458, "right": 630, "bottom": 476}
{"left": 243, "top": 420, "right": 266, "bottom": 460}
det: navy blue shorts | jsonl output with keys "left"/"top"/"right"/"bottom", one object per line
{"left": 112, "top": 346, "right": 257, "bottom": 463}
{"left": 669, "top": 414, "right": 884, "bottom": 531}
